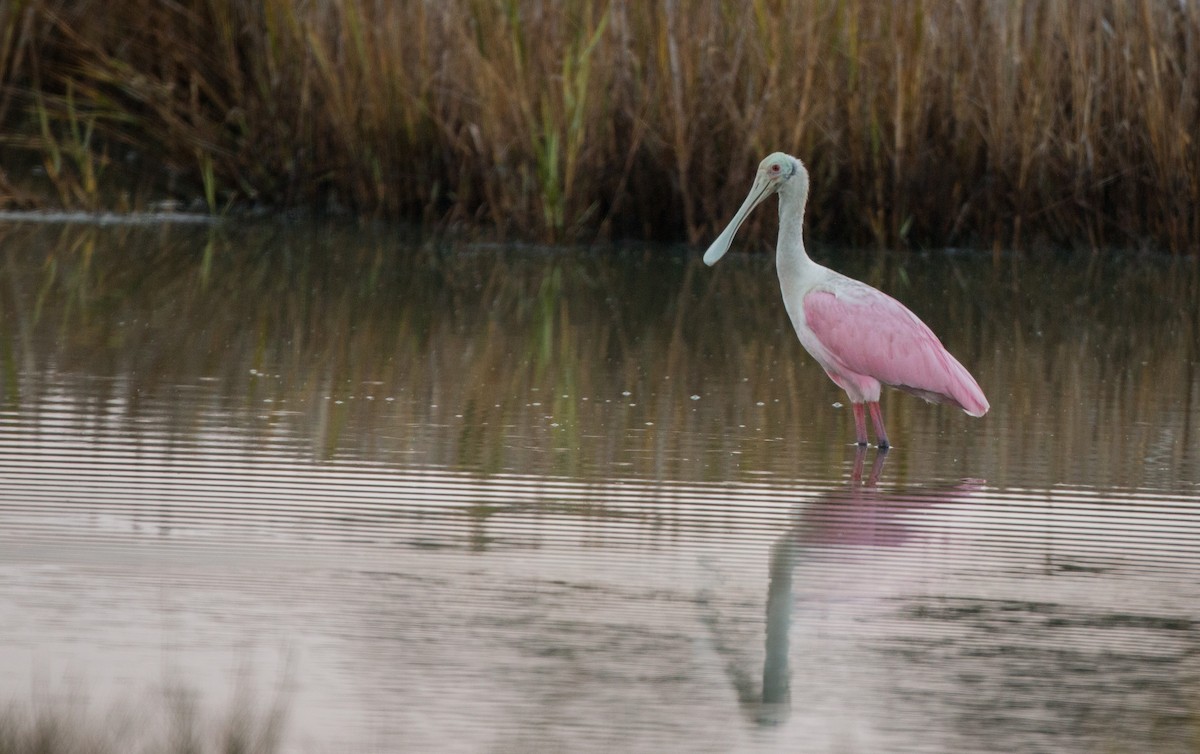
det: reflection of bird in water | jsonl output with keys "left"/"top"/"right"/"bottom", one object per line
{"left": 758, "top": 447, "right": 983, "bottom": 725}
{"left": 703, "top": 153, "right": 989, "bottom": 449}
{"left": 849, "top": 444, "right": 889, "bottom": 486}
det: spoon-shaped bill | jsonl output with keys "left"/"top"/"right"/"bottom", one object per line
{"left": 702, "top": 178, "right": 773, "bottom": 266}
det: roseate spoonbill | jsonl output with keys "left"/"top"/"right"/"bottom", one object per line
{"left": 703, "top": 153, "right": 989, "bottom": 449}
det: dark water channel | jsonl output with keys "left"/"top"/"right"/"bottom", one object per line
{"left": 1, "top": 220, "right": 1199, "bottom": 753}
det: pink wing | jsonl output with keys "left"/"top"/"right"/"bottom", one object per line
{"left": 803, "top": 286, "right": 989, "bottom": 416}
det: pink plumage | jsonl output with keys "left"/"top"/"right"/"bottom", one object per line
{"left": 703, "top": 151, "right": 989, "bottom": 448}
{"left": 802, "top": 289, "right": 989, "bottom": 417}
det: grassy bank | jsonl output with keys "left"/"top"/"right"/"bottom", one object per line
{"left": 1, "top": 0, "right": 1198, "bottom": 252}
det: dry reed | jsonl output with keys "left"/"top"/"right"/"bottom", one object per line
{"left": 1, "top": 0, "right": 1199, "bottom": 252}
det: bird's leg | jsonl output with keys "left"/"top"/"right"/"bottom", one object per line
{"left": 868, "top": 402, "right": 890, "bottom": 449}
{"left": 852, "top": 403, "right": 869, "bottom": 446}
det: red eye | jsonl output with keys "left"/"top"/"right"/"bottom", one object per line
{"left": 770, "top": 164, "right": 781, "bottom": 173}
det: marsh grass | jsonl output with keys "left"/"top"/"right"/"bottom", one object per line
{"left": 1, "top": 0, "right": 1199, "bottom": 251}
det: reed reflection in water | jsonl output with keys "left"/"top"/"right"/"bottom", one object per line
{"left": 0, "top": 221, "right": 1198, "bottom": 752}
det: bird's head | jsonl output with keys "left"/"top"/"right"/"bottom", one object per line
{"left": 703, "top": 152, "right": 808, "bottom": 266}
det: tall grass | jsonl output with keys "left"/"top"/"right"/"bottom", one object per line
{"left": 1, "top": 0, "right": 1199, "bottom": 252}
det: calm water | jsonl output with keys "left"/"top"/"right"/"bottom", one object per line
{"left": 1, "top": 220, "right": 1198, "bottom": 753}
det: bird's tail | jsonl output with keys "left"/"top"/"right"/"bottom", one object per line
{"left": 943, "top": 352, "right": 989, "bottom": 417}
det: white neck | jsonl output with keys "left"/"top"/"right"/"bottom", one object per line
{"left": 775, "top": 184, "right": 816, "bottom": 280}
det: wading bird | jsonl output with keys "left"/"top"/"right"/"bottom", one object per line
{"left": 703, "top": 153, "right": 989, "bottom": 449}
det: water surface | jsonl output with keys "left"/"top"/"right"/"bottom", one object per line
{"left": 1, "top": 221, "right": 1198, "bottom": 752}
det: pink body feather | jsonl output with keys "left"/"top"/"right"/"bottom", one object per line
{"left": 800, "top": 287, "right": 989, "bottom": 417}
